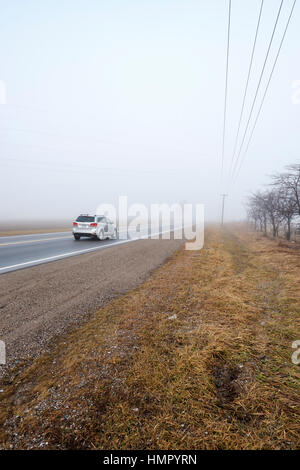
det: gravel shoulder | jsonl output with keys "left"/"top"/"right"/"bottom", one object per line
{"left": 0, "top": 237, "right": 183, "bottom": 381}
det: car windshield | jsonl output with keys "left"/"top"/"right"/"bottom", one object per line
{"left": 76, "top": 216, "right": 95, "bottom": 223}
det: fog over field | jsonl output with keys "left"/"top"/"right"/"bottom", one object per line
{"left": 0, "top": 0, "right": 299, "bottom": 223}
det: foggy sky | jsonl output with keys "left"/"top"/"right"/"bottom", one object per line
{"left": 0, "top": 0, "right": 299, "bottom": 223}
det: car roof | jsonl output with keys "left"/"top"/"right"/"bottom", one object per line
{"left": 78, "top": 214, "right": 105, "bottom": 217}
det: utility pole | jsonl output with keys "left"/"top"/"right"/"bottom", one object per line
{"left": 221, "top": 194, "right": 228, "bottom": 226}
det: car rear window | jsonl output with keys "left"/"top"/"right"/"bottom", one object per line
{"left": 76, "top": 216, "right": 95, "bottom": 222}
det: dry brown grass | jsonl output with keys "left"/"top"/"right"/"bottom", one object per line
{"left": 0, "top": 226, "right": 299, "bottom": 449}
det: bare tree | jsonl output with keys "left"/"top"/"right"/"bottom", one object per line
{"left": 247, "top": 192, "right": 269, "bottom": 234}
{"left": 276, "top": 186, "right": 297, "bottom": 240}
{"left": 272, "top": 164, "right": 300, "bottom": 216}
{"left": 247, "top": 190, "right": 284, "bottom": 238}
{"left": 263, "top": 190, "right": 284, "bottom": 237}
{"left": 248, "top": 163, "right": 300, "bottom": 240}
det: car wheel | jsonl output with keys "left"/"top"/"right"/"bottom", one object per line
{"left": 112, "top": 229, "right": 117, "bottom": 239}
{"left": 98, "top": 230, "right": 104, "bottom": 241}
{"left": 74, "top": 234, "right": 81, "bottom": 240}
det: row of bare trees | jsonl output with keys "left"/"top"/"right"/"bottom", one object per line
{"left": 247, "top": 164, "right": 300, "bottom": 240}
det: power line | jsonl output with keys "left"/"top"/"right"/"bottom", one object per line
{"left": 229, "top": 0, "right": 264, "bottom": 178}
{"left": 230, "top": 0, "right": 284, "bottom": 180}
{"left": 221, "top": 0, "right": 232, "bottom": 182}
{"left": 234, "top": 0, "right": 297, "bottom": 182}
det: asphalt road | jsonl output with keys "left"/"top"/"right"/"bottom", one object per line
{"left": 0, "top": 229, "right": 157, "bottom": 274}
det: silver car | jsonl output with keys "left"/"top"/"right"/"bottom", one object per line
{"left": 72, "top": 214, "right": 117, "bottom": 241}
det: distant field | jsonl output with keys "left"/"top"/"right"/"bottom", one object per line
{"left": 0, "top": 226, "right": 299, "bottom": 449}
{"left": 0, "top": 221, "right": 70, "bottom": 236}
{"left": 0, "top": 228, "right": 70, "bottom": 237}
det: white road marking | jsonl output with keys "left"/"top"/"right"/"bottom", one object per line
{"left": 0, "top": 236, "right": 72, "bottom": 246}
{"left": 0, "top": 240, "right": 131, "bottom": 271}
{"left": 0, "top": 231, "right": 69, "bottom": 240}
{"left": 0, "top": 228, "right": 143, "bottom": 246}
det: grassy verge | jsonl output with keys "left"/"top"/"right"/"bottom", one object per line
{"left": 0, "top": 227, "right": 299, "bottom": 449}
